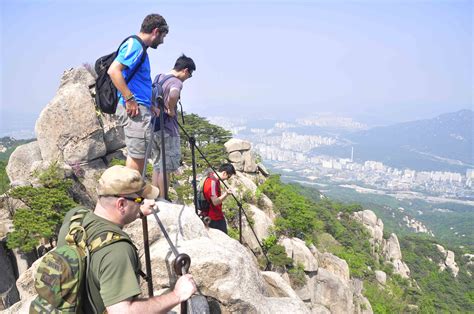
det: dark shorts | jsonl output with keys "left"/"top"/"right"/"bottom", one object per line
{"left": 209, "top": 219, "right": 227, "bottom": 234}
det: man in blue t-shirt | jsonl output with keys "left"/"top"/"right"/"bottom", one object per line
{"left": 108, "top": 14, "right": 169, "bottom": 174}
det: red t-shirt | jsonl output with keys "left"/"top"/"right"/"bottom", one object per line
{"left": 203, "top": 173, "right": 224, "bottom": 220}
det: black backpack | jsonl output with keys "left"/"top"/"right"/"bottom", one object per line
{"left": 151, "top": 74, "right": 176, "bottom": 132}
{"left": 94, "top": 35, "right": 147, "bottom": 114}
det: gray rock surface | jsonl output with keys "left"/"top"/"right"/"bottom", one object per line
{"left": 375, "top": 270, "right": 387, "bottom": 285}
{"left": 5, "top": 141, "right": 42, "bottom": 183}
{"left": 312, "top": 268, "right": 354, "bottom": 313}
{"left": 241, "top": 204, "right": 273, "bottom": 251}
{"left": 352, "top": 210, "right": 384, "bottom": 245}
{"left": 35, "top": 68, "right": 106, "bottom": 163}
{"left": 224, "top": 139, "right": 251, "bottom": 153}
{"left": 318, "top": 252, "right": 350, "bottom": 285}
{"left": 0, "top": 242, "right": 20, "bottom": 309}
{"left": 435, "top": 244, "right": 459, "bottom": 277}
{"left": 280, "top": 237, "right": 318, "bottom": 272}
{"left": 383, "top": 233, "right": 410, "bottom": 278}
{"left": 130, "top": 203, "right": 309, "bottom": 313}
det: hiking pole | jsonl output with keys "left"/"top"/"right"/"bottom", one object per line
{"left": 149, "top": 205, "right": 191, "bottom": 313}
{"left": 140, "top": 113, "right": 160, "bottom": 297}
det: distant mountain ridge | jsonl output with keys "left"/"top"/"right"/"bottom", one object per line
{"left": 311, "top": 109, "right": 473, "bottom": 172}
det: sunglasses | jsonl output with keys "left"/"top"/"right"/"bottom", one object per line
{"left": 115, "top": 195, "right": 144, "bottom": 204}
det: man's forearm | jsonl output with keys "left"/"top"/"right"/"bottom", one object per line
{"left": 167, "top": 95, "right": 179, "bottom": 116}
{"left": 109, "top": 68, "right": 132, "bottom": 98}
{"left": 108, "top": 291, "right": 181, "bottom": 314}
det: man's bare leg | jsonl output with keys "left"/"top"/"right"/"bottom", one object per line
{"left": 126, "top": 156, "right": 145, "bottom": 174}
{"left": 152, "top": 170, "right": 168, "bottom": 199}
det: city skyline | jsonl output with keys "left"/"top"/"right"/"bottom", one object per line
{"left": 1, "top": 0, "right": 472, "bottom": 136}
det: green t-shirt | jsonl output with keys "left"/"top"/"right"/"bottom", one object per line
{"left": 57, "top": 207, "right": 142, "bottom": 313}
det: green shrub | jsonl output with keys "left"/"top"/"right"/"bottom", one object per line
{"left": 7, "top": 162, "right": 76, "bottom": 253}
{"left": 8, "top": 186, "right": 76, "bottom": 252}
{"left": 262, "top": 234, "right": 278, "bottom": 253}
{"left": 267, "top": 244, "right": 292, "bottom": 268}
{"left": 288, "top": 263, "right": 307, "bottom": 289}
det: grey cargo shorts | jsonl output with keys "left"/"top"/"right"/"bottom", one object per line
{"left": 116, "top": 104, "right": 152, "bottom": 159}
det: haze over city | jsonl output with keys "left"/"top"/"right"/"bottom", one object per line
{"left": 1, "top": 0, "right": 472, "bottom": 137}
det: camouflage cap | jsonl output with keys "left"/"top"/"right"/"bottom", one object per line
{"left": 97, "top": 165, "right": 159, "bottom": 199}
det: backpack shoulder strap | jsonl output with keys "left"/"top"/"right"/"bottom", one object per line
{"left": 117, "top": 35, "right": 148, "bottom": 84}
{"left": 158, "top": 74, "right": 175, "bottom": 86}
{"left": 88, "top": 231, "right": 135, "bottom": 254}
{"left": 65, "top": 207, "right": 90, "bottom": 248}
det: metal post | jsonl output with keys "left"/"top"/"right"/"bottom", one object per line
{"left": 142, "top": 216, "right": 154, "bottom": 297}
{"left": 159, "top": 101, "right": 168, "bottom": 200}
{"left": 140, "top": 112, "right": 158, "bottom": 298}
{"left": 189, "top": 136, "right": 198, "bottom": 215}
{"left": 239, "top": 206, "right": 242, "bottom": 244}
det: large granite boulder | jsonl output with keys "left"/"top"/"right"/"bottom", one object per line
{"left": 352, "top": 210, "right": 384, "bottom": 245}
{"left": 352, "top": 279, "right": 373, "bottom": 314}
{"left": 317, "top": 252, "right": 350, "bottom": 285}
{"left": 224, "top": 139, "right": 251, "bottom": 153}
{"left": 375, "top": 270, "right": 387, "bottom": 285}
{"left": 224, "top": 139, "right": 258, "bottom": 173}
{"left": 435, "top": 244, "right": 459, "bottom": 277}
{"left": 261, "top": 271, "right": 300, "bottom": 299}
{"left": 280, "top": 237, "right": 318, "bottom": 272}
{"left": 35, "top": 67, "right": 106, "bottom": 163}
{"left": 5, "top": 141, "right": 42, "bottom": 183}
{"left": 99, "top": 114, "right": 125, "bottom": 153}
{"left": 383, "top": 233, "right": 410, "bottom": 278}
{"left": 241, "top": 204, "right": 273, "bottom": 251}
{"left": 312, "top": 268, "right": 355, "bottom": 313}
{"left": 125, "top": 202, "right": 308, "bottom": 313}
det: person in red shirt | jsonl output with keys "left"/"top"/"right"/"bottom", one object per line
{"left": 202, "top": 163, "right": 236, "bottom": 234}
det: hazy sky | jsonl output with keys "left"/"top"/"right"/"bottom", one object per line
{"left": 0, "top": 0, "right": 472, "bottom": 135}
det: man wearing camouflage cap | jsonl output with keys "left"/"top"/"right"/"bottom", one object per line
{"left": 57, "top": 165, "right": 196, "bottom": 313}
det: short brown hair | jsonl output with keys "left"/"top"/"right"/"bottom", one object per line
{"left": 141, "top": 14, "right": 168, "bottom": 34}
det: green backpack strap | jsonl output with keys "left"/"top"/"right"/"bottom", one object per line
{"left": 88, "top": 231, "right": 136, "bottom": 253}
{"left": 65, "top": 208, "right": 90, "bottom": 249}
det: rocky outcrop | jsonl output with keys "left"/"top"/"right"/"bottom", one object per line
{"left": 383, "top": 234, "right": 410, "bottom": 278}
{"left": 5, "top": 141, "right": 42, "bottom": 184}
{"left": 127, "top": 202, "right": 309, "bottom": 313}
{"left": 0, "top": 241, "right": 20, "bottom": 310}
{"left": 280, "top": 237, "right": 318, "bottom": 272}
{"left": 375, "top": 270, "right": 387, "bottom": 285}
{"left": 352, "top": 210, "right": 384, "bottom": 245}
{"left": 31, "top": 66, "right": 124, "bottom": 167}
{"left": 312, "top": 268, "right": 354, "bottom": 313}
{"left": 353, "top": 210, "right": 410, "bottom": 279}
{"left": 241, "top": 204, "right": 273, "bottom": 251}
{"left": 231, "top": 171, "right": 275, "bottom": 219}
{"left": 35, "top": 68, "right": 107, "bottom": 163}
{"left": 261, "top": 271, "right": 300, "bottom": 299}
{"left": 352, "top": 279, "right": 373, "bottom": 314}
{"left": 317, "top": 252, "right": 350, "bottom": 285}
{"left": 435, "top": 244, "right": 459, "bottom": 277}
{"left": 402, "top": 216, "right": 434, "bottom": 236}
{"left": 224, "top": 139, "right": 258, "bottom": 173}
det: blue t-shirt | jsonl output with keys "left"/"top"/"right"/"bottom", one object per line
{"left": 115, "top": 37, "right": 152, "bottom": 108}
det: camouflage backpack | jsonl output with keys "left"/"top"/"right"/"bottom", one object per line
{"left": 197, "top": 175, "right": 211, "bottom": 213}
{"left": 30, "top": 208, "right": 131, "bottom": 313}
